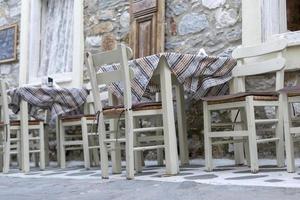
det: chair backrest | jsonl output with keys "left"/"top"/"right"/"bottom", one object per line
{"left": 0, "top": 79, "right": 10, "bottom": 125}
{"left": 231, "top": 39, "right": 288, "bottom": 92}
{"left": 85, "top": 44, "right": 134, "bottom": 112}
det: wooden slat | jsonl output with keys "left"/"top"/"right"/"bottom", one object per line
{"left": 232, "top": 57, "right": 285, "bottom": 77}
{"left": 209, "top": 131, "right": 249, "bottom": 138}
{"left": 133, "top": 145, "right": 165, "bottom": 151}
{"left": 92, "top": 48, "right": 121, "bottom": 66}
{"left": 96, "top": 68, "right": 134, "bottom": 85}
{"left": 232, "top": 39, "right": 288, "bottom": 59}
{"left": 255, "top": 119, "right": 279, "bottom": 124}
{"left": 207, "top": 101, "right": 246, "bottom": 110}
{"left": 212, "top": 139, "right": 246, "bottom": 145}
{"left": 257, "top": 138, "right": 279, "bottom": 143}
{"left": 104, "top": 138, "right": 126, "bottom": 143}
{"left": 29, "top": 150, "right": 40, "bottom": 153}
{"left": 211, "top": 122, "right": 244, "bottom": 127}
{"left": 63, "top": 140, "right": 83, "bottom": 146}
{"left": 133, "top": 126, "right": 164, "bottom": 133}
{"left": 138, "top": 135, "right": 164, "bottom": 142}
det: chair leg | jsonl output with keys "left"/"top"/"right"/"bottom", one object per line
{"left": 44, "top": 125, "right": 50, "bottom": 167}
{"left": 283, "top": 95, "right": 295, "bottom": 173}
{"left": 134, "top": 118, "right": 142, "bottom": 173}
{"left": 245, "top": 96, "right": 259, "bottom": 173}
{"left": 110, "top": 119, "right": 122, "bottom": 174}
{"left": 81, "top": 118, "right": 90, "bottom": 169}
{"left": 3, "top": 127, "right": 11, "bottom": 173}
{"left": 59, "top": 123, "right": 66, "bottom": 169}
{"left": 275, "top": 98, "right": 285, "bottom": 168}
{"left": 240, "top": 109, "right": 250, "bottom": 166}
{"left": 39, "top": 123, "right": 45, "bottom": 170}
{"left": 17, "top": 130, "right": 22, "bottom": 170}
{"left": 0, "top": 132, "right": 3, "bottom": 172}
{"left": 203, "top": 101, "right": 213, "bottom": 171}
{"left": 89, "top": 136, "right": 100, "bottom": 167}
{"left": 125, "top": 110, "right": 135, "bottom": 179}
{"left": 98, "top": 114, "right": 109, "bottom": 179}
{"left": 156, "top": 117, "right": 164, "bottom": 166}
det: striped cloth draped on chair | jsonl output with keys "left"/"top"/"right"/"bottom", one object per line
{"left": 99, "top": 52, "right": 237, "bottom": 101}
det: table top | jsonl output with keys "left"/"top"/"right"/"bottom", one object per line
{"left": 99, "top": 52, "right": 237, "bottom": 101}
{"left": 8, "top": 86, "right": 89, "bottom": 122}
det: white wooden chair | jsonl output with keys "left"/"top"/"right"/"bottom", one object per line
{"left": 86, "top": 44, "right": 171, "bottom": 179}
{"left": 281, "top": 86, "right": 300, "bottom": 173}
{"left": 0, "top": 79, "right": 45, "bottom": 173}
{"left": 58, "top": 88, "right": 101, "bottom": 169}
{"left": 202, "top": 39, "right": 287, "bottom": 173}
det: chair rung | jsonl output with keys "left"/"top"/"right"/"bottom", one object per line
{"left": 255, "top": 119, "right": 278, "bottom": 124}
{"left": 63, "top": 140, "right": 83, "bottom": 146}
{"left": 29, "top": 150, "right": 40, "bottom": 153}
{"left": 133, "top": 127, "right": 164, "bottom": 133}
{"left": 9, "top": 150, "right": 19, "bottom": 154}
{"left": 138, "top": 135, "right": 164, "bottom": 142}
{"left": 9, "top": 138, "right": 20, "bottom": 142}
{"left": 212, "top": 139, "right": 246, "bottom": 145}
{"left": 88, "top": 146, "right": 100, "bottom": 149}
{"left": 208, "top": 131, "right": 248, "bottom": 138}
{"left": 133, "top": 145, "right": 165, "bottom": 151}
{"left": 211, "top": 122, "right": 244, "bottom": 127}
{"left": 29, "top": 137, "right": 40, "bottom": 140}
{"left": 257, "top": 138, "right": 279, "bottom": 143}
{"left": 65, "top": 147, "right": 83, "bottom": 151}
{"left": 104, "top": 138, "right": 126, "bottom": 143}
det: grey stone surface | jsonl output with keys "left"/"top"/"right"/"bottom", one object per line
{"left": 202, "top": 0, "right": 226, "bottom": 9}
{"left": 66, "top": 172, "right": 96, "bottom": 176}
{"left": 264, "top": 179, "right": 284, "bottom": 183}
{"left": 41, "top": 172, "right": 68, "bottom": 176}
{"left": 226, "top": 175, "right": 268, "bottom": 180}
{"left": 215, "top": 8, "right": 239, "bottom": 28}
{"left": 234, "top": 168, "right": 286, "bottom": 174}
{"left": 184, "top": 174, "right": 218, "bottom": 180}
{"left": 168, "top": 1, "right": 189, "bottom": 16}
{"left": 1, "top": 177, "right": 300, "bottom": 200}
{"left": 178, "top": 13, "right": 208, "bottom": 35}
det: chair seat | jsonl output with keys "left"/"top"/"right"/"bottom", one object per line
{"left": 103, "top": 102, "right": 162, "bottom": 116}
{"left": 61, "top": 115, "right": 96, "bottom": 123}
{"left": 279, "top": 86, "right": 300, "bottom": 97}
{"left": 61, "top": 102, "right": 162, "bottom": 122}
{"left": 201, "top": 92, "right": 279, "bottom": 105}
{"left": 0, "top": 120, "right": 43, "bottom": 127}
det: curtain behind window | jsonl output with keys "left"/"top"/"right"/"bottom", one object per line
{"left": 39, "top": 0, "right": 74, "bottom": 77}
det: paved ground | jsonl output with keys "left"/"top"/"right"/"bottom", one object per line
{"left": 1, "top": 159, "right": 300, "bottom": 199}
{"left": 2, "top": 159, "right": 300, "bottom": 188}
{"left": 0, "top": 176, "right": 300, "bottom": 200}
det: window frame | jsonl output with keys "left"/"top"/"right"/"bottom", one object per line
{"left": 20, "top": 0, "right": 84, "bottom": 87}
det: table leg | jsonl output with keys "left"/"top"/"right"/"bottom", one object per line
{"left": 56, "top": 117, "right": 61, "bottom": 167}
{"left": 44, "top": 125, "right": 50, "bottom": 167}
{"left": 159, "top": 57, "right": 179, "bottom": 175}
{"left": 175, "top": 85, "right": 189, "bottom": 166}
{"left": 20, "top": 100, "right": 30, "bottom": 173}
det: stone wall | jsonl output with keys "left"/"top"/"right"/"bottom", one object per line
{"left": 0, "top": 0, "right": 21, "bottom": 88}
{"left": 165, "top": 0, "right": 241, "bottom": 56}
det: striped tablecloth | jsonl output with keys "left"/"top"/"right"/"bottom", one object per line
{"left": 99, "top": 52, "right": 237, "bottom": 101}
{"left": 8, "top": 87, "right": 89, "bottom": 121}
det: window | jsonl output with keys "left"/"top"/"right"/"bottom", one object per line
{"left": 287, "top": 0, "right": 300, "bottom": 31}
{"left": 20, "top": 0, "right": 83, "bottom": 87}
